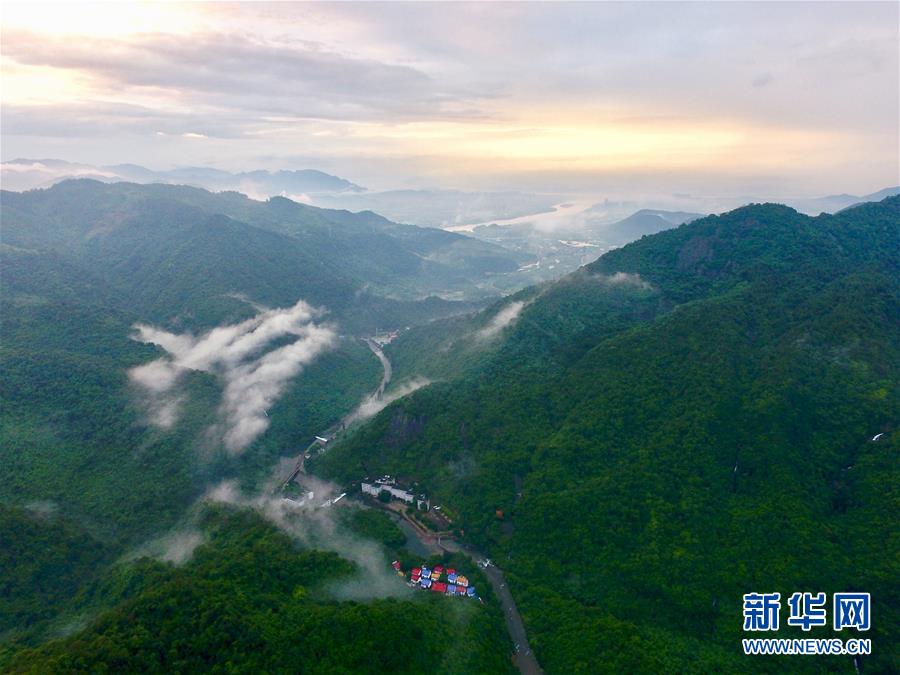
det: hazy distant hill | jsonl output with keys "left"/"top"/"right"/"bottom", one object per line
{"left": 786, "top": 186, "right": 900, "bottom": 215}
{"left": 1, "top": 158, "right": 365, "bottom": 195}
{"left": 588, "top": 208, "right": 703, "bottom": 244}
{"left": 1, "top": 179, "right": 529, "bottom": 324}
{"left": 312, "top": 189, "right": 560, "bottom": 228}
{"left": 2, "top": 160, "right": 566, "bottom": 247}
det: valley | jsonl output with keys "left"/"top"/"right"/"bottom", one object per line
{"left": 2, "top": 178, "right": 897, "bottom": 674}
{"left": 3, "top": 4, "right": 898, "bottom": 673}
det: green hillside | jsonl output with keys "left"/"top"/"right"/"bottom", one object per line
{"left": 1, "top": 242, "right": 382, "bottom": 541}
{"left": 1, "top": 180, "right": 520, "bottom": 332}
{"left": 0, "top": 180, "right": 520, "bottom": 668}
{"left": 0, "top": 179, "right": 524, "bottom": 544}
{"left": 2, "top": 507, "right": 513, "bottom": 674}
{"left": 316, "top": 197, "right": 900, "bottom": 672}
{"left": 2, "top": 192, "right": 896, "bottom": 672}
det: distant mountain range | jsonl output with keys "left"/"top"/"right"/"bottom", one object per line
{"left": 785, "top": 186, "right": 900, "bottom": 215}
{"left": 0, "top": 158, "right": 365, "bottom": 195}
{"left": 6, "top": 157, "right": 894, "bottom": 231}
{"left": 1, "top": 159, "right": 566, "bottom": 230}
{"left": 1, "top": 179, "right": 531, "bottom": 330}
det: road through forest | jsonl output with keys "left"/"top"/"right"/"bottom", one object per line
{"left": 298, "top": 339, "right": 543, "bottom": 673}
{"left": 382, "top": 506, "right": 543, "bottom": 674}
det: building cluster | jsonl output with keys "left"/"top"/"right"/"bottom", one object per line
{"left": 371, "top": 330, "right": 401, "bottom": 346}
{"left": 391, "top": 561, "right": 478, "bottom": 599}
{"left": 361, "top": 475, "right": 430, "bottom": 510}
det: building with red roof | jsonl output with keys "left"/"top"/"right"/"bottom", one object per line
{"left": 431, "top": 581, "right": 448, "bottom": 593}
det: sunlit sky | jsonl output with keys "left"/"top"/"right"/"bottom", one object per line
{"left": 1, "top": 1, "right": 898, "bottom": 195}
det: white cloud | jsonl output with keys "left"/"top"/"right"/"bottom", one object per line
{"left": 159, "top": 530, "right": 205, "bottom": 564}
{"left": 129, "top": 299, "right": 336, "bottom": 453}
{"left": 343, "top": 377, "right": 430, "bottom": 426}
{"left": 475, "top": 300, "right": 527, "bottom": 341}
{"left": 599, "top": 271, "right": 653, "bottom": 290}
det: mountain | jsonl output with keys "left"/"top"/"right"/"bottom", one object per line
{"left": 0, "top": 178, "right": 532, "bottom": 542}
{"left": 1, "top": 178, "right": 521, "bottom": 665}
{"left": 454, "top": 207, "right": 705, "bottom": 294}
{"left": 786, "top": 186, "right": 900, "bottom": 215}
{"left": 1, "top": 179, "right": 530, "bottom": 323}
{"left": 107, "top": 164, "right": 366, "bottom": 195}
{"left": 2, "top": 188, "right": 896, "bottom": 672}
{"left": 2, "top": 506, "right": 513, "bottom": 674}
{"left": 587, "top": 208, "right": 704, "bottom": 245}
{"left": 315, "top": 197, "right": 900, "bottom": 672}
{"left": 0, "top": 240, "right": 384, "bottom": 544}
{"left": 2, "top": 160, "right": 567, "bottom": 236}
{"left": 1, "top": 158, "right": 365, "bottom": 195}
{"left": 0, "top": 178, "right": 531, "bottom": 597}
{"left": 1, "top": 159, "right": 118, "bottom": 191}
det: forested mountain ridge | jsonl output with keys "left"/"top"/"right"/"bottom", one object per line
{"left": 316, "top": 197, "right": 900, "bottom": 672}
{"left": 2, "top": 507, "right": 514, "bottom": 674}
{"left": 2, "top": 191, "right": 896, "bottom": 672}
{"left": 0, "top": 180, "right": 518, "bottom": 667}
{"left": 2, "top": 179, "right": 527, "bottom": 330}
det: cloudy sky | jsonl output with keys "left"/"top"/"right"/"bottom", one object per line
{"left": 2, "top": 1, "right": 897, "bottom": 195}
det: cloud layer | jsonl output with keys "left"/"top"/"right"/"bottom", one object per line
{"left": 2, "top": 2, "right": 896, "bottom": 194}
{"left": 129, "top": 299, "right": 336, "bottom": 453}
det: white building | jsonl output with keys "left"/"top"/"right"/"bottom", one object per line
{"left": 361, "top": 481, "right": 415, "bottom": 504}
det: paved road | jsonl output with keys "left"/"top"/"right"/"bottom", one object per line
{"left": 281, "top": 337, "right": 393, "bottom": 488}
{"left": 286, "top": 338, "right": 542, "bottom": 673}
{"left": 481, "top": 562, "right": 542, "bottom": 674}
{"left": 363, "top": 338, "right": 392, "bottom": 399}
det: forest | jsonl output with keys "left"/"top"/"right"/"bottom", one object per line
{"left": 317, "top": 198, "right": 900, "bottom": 672}
{"left": 1, "top": 182, "right": 514, "bottom": 669}
{"left": 3, "top": 507, "right": 513, "bottom": 674}
{"left": 1, "top": 190, "right": 896, "bottom": 673}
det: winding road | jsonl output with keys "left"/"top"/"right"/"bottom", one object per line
{"left": 363, "top": 338, "right": 392, "bottom": 400}
{"left": 480, "top": 561, "right": 542, "bottom": 674}
{"left": 280, "top": 337, "right": 393, "bottom": 488}
{"left": 380, "top": 504, "right": 544, "bottom": 674}
{"left": 289, "top": 337, "right": 543, "bottom": 673}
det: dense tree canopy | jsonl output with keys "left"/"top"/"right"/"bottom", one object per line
{"left": 3, "top": 508, "right": 514, "bottom": 674}
{"left": 318, "top": 198, "right": 900, "bottom": 672}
